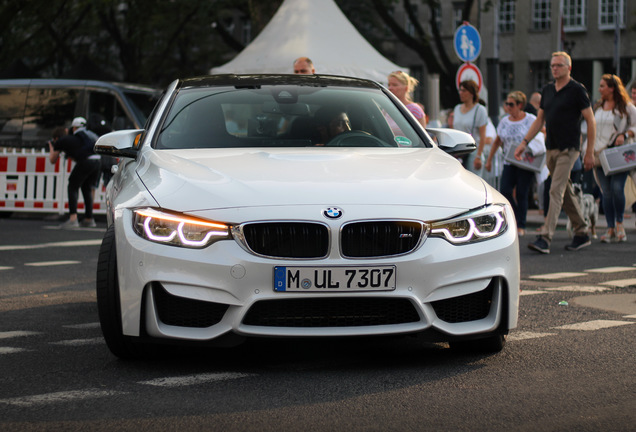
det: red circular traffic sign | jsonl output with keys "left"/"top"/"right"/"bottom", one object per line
{"left": 456, "top": 62, "right": 483, "bottom": 94}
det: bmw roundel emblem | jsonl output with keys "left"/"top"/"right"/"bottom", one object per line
{"left": 323, "top": 207, "right": 343, "bottom": 219}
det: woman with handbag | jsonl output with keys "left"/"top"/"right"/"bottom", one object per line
{"left": 592, "top": 74, "right": 636, "bottom": 242}
{"left": 486, "top": 91, "right": 542, "bottom": 236}
{"left": 453, "top": 80, "right": 488, "bottom": 176}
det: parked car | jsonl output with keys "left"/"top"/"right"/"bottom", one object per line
{"left": 0, "top": 79, "right": 160, "bottom": 148}
{"left": 95, "top": 74, "right": 519, "bottom": 359}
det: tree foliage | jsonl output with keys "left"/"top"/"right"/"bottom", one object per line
{"left": 1, "top": 0, "right": 475, "bottom": 102}
{"left": 337, "top": 0, "right": 477, "bottom": 107}
{"left": 0, "top": 0, "right": 283, "bottom": 86}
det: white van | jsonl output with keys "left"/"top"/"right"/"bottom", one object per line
{"left": 0, "top": 79, "right": 160, "bottom": 148}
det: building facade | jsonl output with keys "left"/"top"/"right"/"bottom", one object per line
{"left": 385, "top": 0, "right": 636, "bottom": 121}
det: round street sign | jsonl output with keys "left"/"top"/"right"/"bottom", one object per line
{"left": 454, "top": 23, "right": 481, "bottom": 63}
{"left": 456, "top": 62, "right": 483, "bottom": 94}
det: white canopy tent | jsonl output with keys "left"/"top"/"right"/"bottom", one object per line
{"left": 210, "top": 0, "right": 406, "bottom": 84}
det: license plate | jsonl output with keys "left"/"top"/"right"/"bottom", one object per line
{"left": 274, "top": 266, "right": 396, "bottom": 292}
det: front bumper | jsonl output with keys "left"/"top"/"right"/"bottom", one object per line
{"left": 113, "top": 205, "right": 520, "bottom": 343}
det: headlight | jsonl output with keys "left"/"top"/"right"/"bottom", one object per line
{"left": 132, "top": 208, "right": 232, "bottom": 248}
{"left": 429, "top": 204, "right": 508, "bottom": 244}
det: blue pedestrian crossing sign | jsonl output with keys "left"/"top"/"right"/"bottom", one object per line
{"left": 454, "top": 23, "right": 481, "bottom": 63}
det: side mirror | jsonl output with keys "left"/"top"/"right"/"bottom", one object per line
{"left": 94, "top": 129, "right": 144, "bottom": 159}
{"left": 426, "top": 128, "right": 476, "bottom": 157}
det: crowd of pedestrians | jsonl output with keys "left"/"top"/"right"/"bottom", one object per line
{"left": 456, "top": 50, "right": 636, "bottom": 253}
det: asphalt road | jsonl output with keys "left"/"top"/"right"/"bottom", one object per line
{"left": 1, "top": 214, "right": 635, "bottom": 431}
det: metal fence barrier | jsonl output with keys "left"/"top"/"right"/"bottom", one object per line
{"left": 0, "top": 148, "right": 107, "bottom": 215}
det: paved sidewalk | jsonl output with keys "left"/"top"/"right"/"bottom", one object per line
{"left": 525, "top": 208, "right": 636, "bottom": 231}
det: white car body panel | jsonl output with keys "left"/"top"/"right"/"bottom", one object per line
{"left": 96, "top": 75, "right": 519, "bottom": 357}
{"left": 135, "top": 147, "right": 487, "bottom": 211}
{"left": 110, "top": 146, "right": 519, "bottom": 339}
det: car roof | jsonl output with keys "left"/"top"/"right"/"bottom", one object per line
{"left": 178, "top": 74, "right": 383, "bottom": 90}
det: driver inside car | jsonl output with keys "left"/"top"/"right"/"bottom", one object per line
{"left": 314, "top": 106, "right": 352, "bottom": 145}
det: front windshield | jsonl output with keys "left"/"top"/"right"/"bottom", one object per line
{"left": 156, "top": 85, "right": 430, "bottom": 149}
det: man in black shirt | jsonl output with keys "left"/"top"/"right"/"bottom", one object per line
{"left": 48, "top": 126, "right": 101, "bottom": 229}
{"left": 515, "top": 51, "right": 596, "bottom": 254}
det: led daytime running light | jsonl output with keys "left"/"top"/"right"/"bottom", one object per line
{"left": 431, "top": 207, "right": 506, "bottom": 244}
{"left": 136, "top": 208, "right": 228, "bottom": 230}
{"left": 134, "top": 208, "right": 231, "bottom": 248}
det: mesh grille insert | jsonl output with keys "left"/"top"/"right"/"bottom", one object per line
{"left": 243, "top": 297, "right": 420, "bottom": 327}
{"left": 341, "top": 221, "right": 422, "bottom": 257}
{"left": 431, "top": 283, "right": 494, "bottom": 323}
{"left": 152, "top": 284, "right": 229, "bottom": 328}
{"left": 242, "top": 222, "right": 329, "bottom": 258}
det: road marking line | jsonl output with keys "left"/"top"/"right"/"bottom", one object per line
{"left": 25, "top": 261, "right": 81, "bottom": 267}
{"left": 599, "top": 278, "right": 636, "bottom": 288}
{"left": 508, "top": 331, "right": 556, "bottom": 341}
{"left": 529, "top": 272, "right": 587, "bottom": 280}
{"left": 554, "top": 320, "right": 635, "bottom": 331}
{"left": 519, "top": 290, "right": 549, "bottom": 296}
{"left": 0, "top": 266, "right": 14, "bottom": 271}
{"left": 0, "top": 331, "right": 41, "bottom": 339}
{"left": 63, "top": 322, "right": 100, "bottom": 329}
{"left": 544, "top": 286, "right": 611, "bottom": 293}
{"left": 585, "top": 266, "right": 636, "bottom": 273}
{"left": 138, "top": 372, "right": 254, "bottom": 387}
{"left": 0, "top": 389, "right": 125, "bottom": 407}
{"left": 0, "top": 239, "right": 102, "bottom": 251}
{"left": 0, "top": 347, "right": 28, "bottom": 355}
{"left": 51, "top": 338, "right": 103, "bottom": 346}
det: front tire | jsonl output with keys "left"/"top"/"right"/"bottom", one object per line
{"left": 96, "top": 225, "right": 144, "bottom": 359}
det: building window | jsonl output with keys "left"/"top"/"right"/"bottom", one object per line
{"left": 498, "top": 0, "right": 516, "bottom": 33}
{"left": 452, "top": 3, "right": 463, "bottom": 30}
{"left": 531, "top": 61, "right": 552, "bottom": 92}
{"left": 433, "top": 5, "right": 442, "bottom": 29}
{"left": 599, "top": 0, "right": 625, "bottom": 30}
{"left": 499, "top": 63, "right": 514, "bottom": 102}
{"left": 405, "top": 4, "right": 418, "bottom": 36}
{"left": 532, "top": 0, "right": 551, "bottom": 31}
{"left": 563, "top": 0, "right": 587, "bottom": 32}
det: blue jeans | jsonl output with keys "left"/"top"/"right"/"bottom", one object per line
{"left": 500, "top": 164, "right": 535, "bottom": 229}
{"left": 594, "top": 167, "right": 628, "bottom": 228}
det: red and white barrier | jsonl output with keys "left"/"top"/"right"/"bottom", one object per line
{"left": 0, "top": 148, "right": 107, "bottom": 215}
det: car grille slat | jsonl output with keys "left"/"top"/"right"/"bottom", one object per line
{"left": 243, "top": 298, "right": 420, "bottom": 327}
{"left": 152, "top": 284, "right": 229, "bottom": 328}
{"left": 341, "top": 221, "right": 422, "bottom": 258}
{"left": 242, "top": 222, "right": 329, "bottom": 258}
{"left": 431, "top": 283, "right": 494, "bottom": 323}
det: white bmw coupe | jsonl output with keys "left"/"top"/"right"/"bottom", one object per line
{"left": 95, "top": 75, "right": 519, "bottom": 359}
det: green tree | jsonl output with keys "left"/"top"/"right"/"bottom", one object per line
{"left": 337, "top": 0, "right": 478, "bottom": 107}
{"left": 0, "top": 0, "right": 283, "bottom": 86}
{"left": 1, "top": 0, "right": 479, "bottom": 99}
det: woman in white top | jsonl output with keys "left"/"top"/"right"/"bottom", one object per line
{"left": 453, "top": 80, "right": 488, "bottom": 175}
{"left": 592, "top": 74, "right": 636, "bottom": 242}
{"left": 485, "top": 91, "right": 537, "bottom": 236}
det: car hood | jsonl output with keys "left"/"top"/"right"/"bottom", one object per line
{"left": 135, "top": 147, "right": 487, "bottom": 212}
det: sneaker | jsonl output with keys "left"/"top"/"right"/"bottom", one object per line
{"left": 565, "top": 234, "right": 591, "bottom": 251}
{"left": 59, "top": 219, "right": 79, "bottom": 229}
{"left": 600, "top": 229, "right": 616, "bottom": 243}
{"left": 80, "top": 219, "right": 97, "bottom": 228}
{"left": 528, "top": 236, "right": 550, "bottom": 254}
{"left": 616, "top": 228, "right": 627, "bottom": 243}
